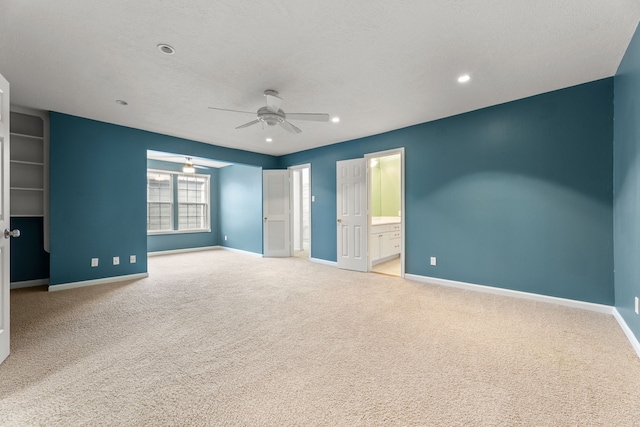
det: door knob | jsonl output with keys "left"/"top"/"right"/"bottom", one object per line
{"left": 4, "top": 229, "right": 20, "bottom": 239}
{"left": 337, "top": 219, "right": 342, "bottom": 223}
{"left": 264, "top": 217, "right": 268, "bottom": 221}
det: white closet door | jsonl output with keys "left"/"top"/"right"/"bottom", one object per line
{"left": 263, "top": 170, "right": 290, "bottom": 257}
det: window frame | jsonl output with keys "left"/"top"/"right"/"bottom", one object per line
{"left": 147, "top": 169, "right": 211, "bottom": 235}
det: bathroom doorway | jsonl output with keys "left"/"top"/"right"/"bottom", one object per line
{"left": 366, "top": 149, "right": 404, "bottom": 277}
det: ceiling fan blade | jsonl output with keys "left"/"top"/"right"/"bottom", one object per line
{"left": 208, "top": 107, "right": 255, "bottom": 115}
{"left": 265, "top": 92, "right": 283, "bottom": 113}
{"left": 285, "top": 113, "right": 330, "bottom": 122}
{"left": 236, "top": 119, "right": 260, "bottom": 129}
{"left": 280, "top": 120, "right": 302, "bottom": 134}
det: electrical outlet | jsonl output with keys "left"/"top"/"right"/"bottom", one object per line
{"left": 91, "top": 258, "right": 99, "bottom": 267}
{"left": 130, "top": 255, "right": 136, "bottom": 264}
{"left": 312, "top": 195, "right": 315, "bottom": 202}
{"left": 224, "top": 235, "right": 227, "bottom": 241}
{"left": 430, "top": 257, "right": 437, "bottom": 266}
{"left": 113, "top": 256, "right": 120, "bottom": 265}
{"left": 635, "top": 297, "right": 639, "bottom": 315}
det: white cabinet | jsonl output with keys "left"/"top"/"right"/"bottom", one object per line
{"left": 371, "top": 223, "right": 401, "bottom": 265}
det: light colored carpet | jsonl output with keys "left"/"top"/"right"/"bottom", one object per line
{"left": 2, "top": 249, "right": 639, "bottom": 426}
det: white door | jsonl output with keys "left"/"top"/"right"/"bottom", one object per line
{"left": 263, "top": 169, "right": 290, "bottom": 257}
{"left": 336, "top": 158, "right": 367, "bottom": 271}
{"left": 0, "top": 73, "right": 11, "bottom": 364}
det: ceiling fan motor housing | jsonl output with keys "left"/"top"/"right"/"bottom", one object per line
{"left": 257, "top": 106, "right": 285, "bottom": 126}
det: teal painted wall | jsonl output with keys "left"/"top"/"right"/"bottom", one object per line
{"left": 10, "top": 217, "right": 49, "bottom": 283}
{"left": 49, "top": 113, "right": 276, "bottom": 286}
{"left": 219, "top": 164, "right": 263, "bottom": 254}
{"left": 146, "top": 159, "right": 219, "bottom": 253}
{"left": 280, "top": 79, "right": 614, "bottom": 304}
{"left": 49, "top": 113, "right": 148, "bottom": 285}
{"left": 614, "top": 22, "right": 640, "bottom": 342}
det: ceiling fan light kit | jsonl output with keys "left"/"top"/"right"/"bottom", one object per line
{"left": 183, "top": 157, "right": 195, "bottom": 174}
{"left": 209, "top": 90, "right": 330, "bottom": 135}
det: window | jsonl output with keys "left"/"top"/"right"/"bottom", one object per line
{"left": 147, "top": 170, "right": 210, "bottom": 233}
{"left": 177, "top": 175, "right": 208, "bottom": 230}
{"left": 147, "top": 172, "right": 172, "bottom": 231}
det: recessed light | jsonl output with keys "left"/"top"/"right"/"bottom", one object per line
{"left": 157, "top": 44, "right": 175, "bottom": 55}
{"left": 265, "top": 138, "right": 273, "bottom": 143}
{"left": 331, "top": 117, "right": 340, "bottom": 123}
{"left": 115, "top": 100, "right": 128, "bottom": 105}
{"left": 458, "top": 74, "right": 470, "bottom": 83}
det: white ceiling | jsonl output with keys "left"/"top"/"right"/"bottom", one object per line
{"left": 1, "top": 1, "right": 638, "bottom": 156}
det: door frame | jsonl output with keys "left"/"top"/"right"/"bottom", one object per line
{"left": 288, "top": 163, "right": 311, "bottom": 258}
{"left": 364, "top": 147, "right": 405, "bottom": 278}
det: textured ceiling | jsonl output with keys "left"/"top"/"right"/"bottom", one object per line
{"left": 1, "top": 1, "right": 638, "bottom": 156}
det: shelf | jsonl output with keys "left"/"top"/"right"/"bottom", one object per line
{"left": 10, "top": 132, "right": 44, "bottom": 140}
{"left": 11, "top": 134, "right": 44, "bottom": 164}
{"left": 11, "top": 160, "right": 44, "bottom": 166}
{"left": 10, "top": 112, "right": 44, "bottom": 138}
{"left": 10, "top": 189, "right": 43, "bottom": 216}
{"left": 10, "top": 162, "right": 43, "bottom": 189}
{"left": 11, "top": 187, "right": 44, "bottom": 191}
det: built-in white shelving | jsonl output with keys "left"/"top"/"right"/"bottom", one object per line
{"left": 9, "top": 107, "right": 50, "bottom": 250}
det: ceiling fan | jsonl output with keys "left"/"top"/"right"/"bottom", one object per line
{"left": 208, "top": 90, "right": 330, "bottom": 134}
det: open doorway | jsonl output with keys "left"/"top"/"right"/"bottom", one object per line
{"left": 367, "top": 150, "right": 403, "bottom": 277}
{"left": 290, "top": 164, "right": 311, "bottom": 259}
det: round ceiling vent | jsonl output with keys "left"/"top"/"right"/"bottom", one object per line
{"left": 157, "top": 44, "right": 175, "bottom": 55}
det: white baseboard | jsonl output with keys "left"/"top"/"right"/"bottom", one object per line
{"left": 219, "top": 246, "right": 263, "bottom": 258}
{"left": 11, "top": 278, "right": 49, "bottom": 289}
{"left": 404, "top": 274, "right": 614, "bottom": 315}
{"left": 48, "top": 273, "right": 149, "bottom": 292}
{"left": 613, "top": 308, "right": 640, "bottom": 359}
{"left": 148, "top": 245, "right": 220, "bottom": 257}
{"left": 309, "top": 257, "right": 338, "bottom": 267}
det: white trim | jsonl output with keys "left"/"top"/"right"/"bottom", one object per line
{"left": 10, "top": 278, "right": 49, "bottom": 289}
{"left": 148, "top": 245, "right": 220, "bottom": 257}
{"left": 48, "top": 273, "right": 148, "bottom": 292}
{"left": 147, "top": 228, "right": 212, "bottom": 236}
{"left": 309, "top": 257, "right": 337, "bottom": 267}
{"left": 405, "top": 274, "right": 614, "bottom": 314}
{"left": 613, "top": 308, "right": 640, "bottom": 359}
{"left": 219, "top": 246, "right": 263, "bottom": 258}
